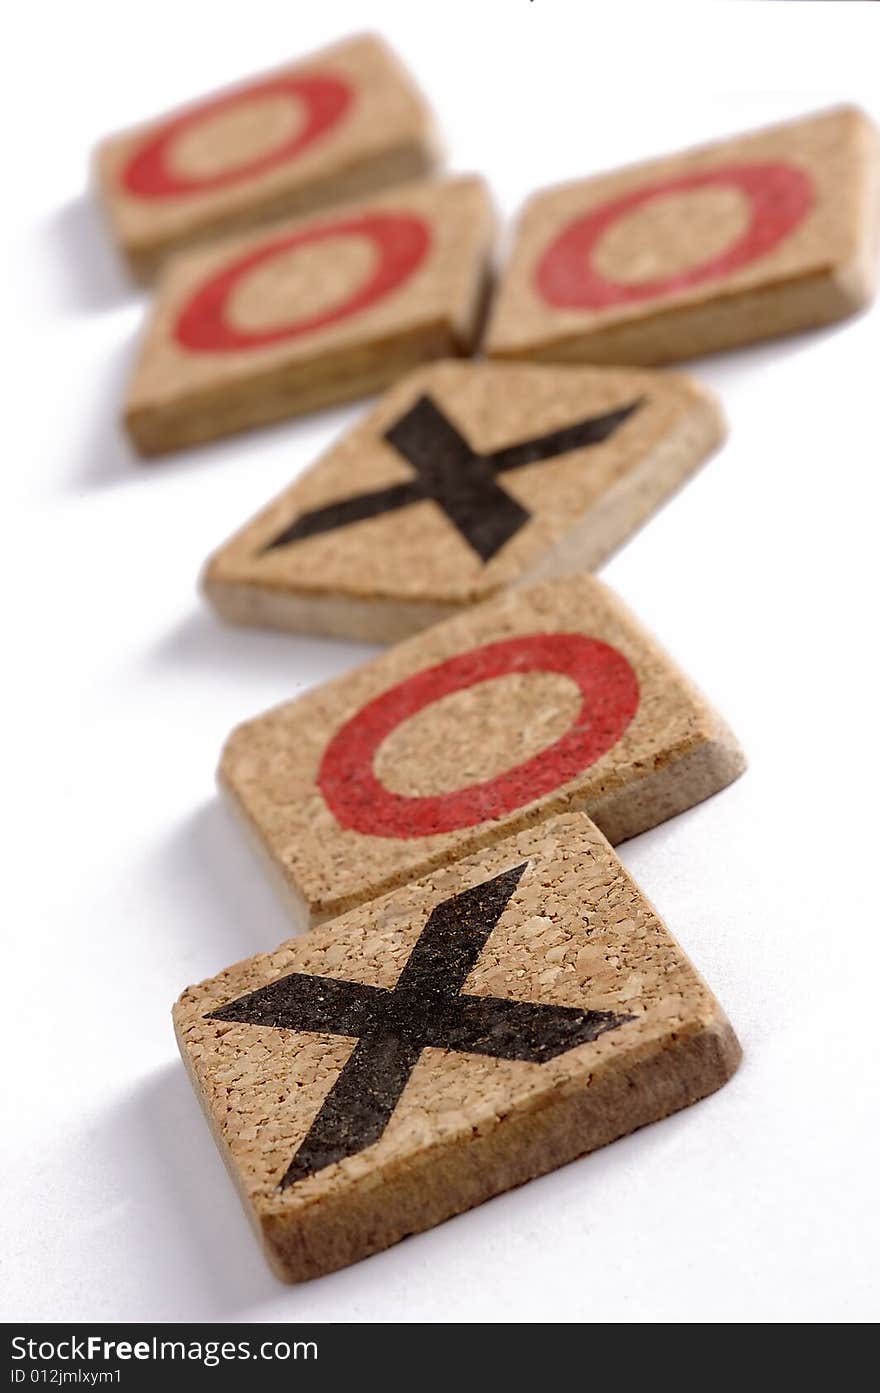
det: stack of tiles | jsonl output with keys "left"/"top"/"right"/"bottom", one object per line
{"left": 90, "top": 36, "right": 880, "bottom": 1283}
{"left": 178, "top": 572, "right": 746, "bottom": 1280}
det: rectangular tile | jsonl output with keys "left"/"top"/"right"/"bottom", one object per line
{"left": 485, "top": 106, "right": 880, "bottom": 366}
{"left": 96, "top": 33, "right": 440, "bottom": 279}
{"left": 219, "top": 573, "right": 745, "bottom": 924}
{"left": 203, "top": 360, "right": 725, "bottom": 643}
{"left": 124, "top": 176, "right": 495, "bottom": 454}
{"left": 174, "top": 813, "right": 741, "bottom": 1281}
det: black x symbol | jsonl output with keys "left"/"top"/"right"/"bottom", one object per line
{"left": 208, "top": 864, "right": 634, "bottom": 1188}
{"left": 262, "top": 394, "right": 643, "bottom": 563}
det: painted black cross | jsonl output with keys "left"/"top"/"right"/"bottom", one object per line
{"left": 261, "top": 394, "right": 644, "bottom": 563}
{"left": 208, "top": 863, "right": 634, "bottom": 1188}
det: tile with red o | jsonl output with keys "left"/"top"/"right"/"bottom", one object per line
{"left": 96, "top": 33, "right": 440, "bottom": 279}
{"left": 123, "top": 175, "right": 495, "bottom": 455}
{"left": 485, "top": 106, "right": 880, "bottom": 367}
{"left": 220, "top": 573, "right": 745, "bottom": 925}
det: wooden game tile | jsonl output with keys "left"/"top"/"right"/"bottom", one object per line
{"left": 203, "top": 359, "right": 725, "bottom": 644}
{"left": 219, "top": 573, "right": 745, "bottom": 925}
{"left": 123, "top": 176, "right": 495, "bottom": 455}
{"left": 96, "top": 34, "right": 440, "bottom": 280}
{"left": 485, "top": 106, "right": 880, "bottom": 366}
{"left": 174, "top": 812, "right": 741, "bottom": 1281}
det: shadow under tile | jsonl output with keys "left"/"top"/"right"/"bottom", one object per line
{"left": 149, "top": 607, "right": 380, "bottom": 691}
{"left": 46, "top": 193, "right": 136, "bottom": 316}
{"left": 62, "top": 326, "right": 144, "bottom": 493}
{"left": 95, "top": 1064, "right": 281, "bottom": 1318}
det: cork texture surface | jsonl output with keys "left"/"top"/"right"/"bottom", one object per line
{"left": 174, "top": 812, "right": 741, "bottom": 1281}
{"left": 219, "top": 574, "right": 746, "bottom": 924}
{"left": 96, "top": 33, "right": 440, "bottom": 278}
{"left": 485, "top": 105, "right": 880, "bottom": 366}
{"left": 203, "top": 360, "right": 725, "bottom": 643}
{"left": 124, "top": 176, "right": 495, "bottom": 455}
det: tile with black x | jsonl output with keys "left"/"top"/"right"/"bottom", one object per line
{"left": 203, "top": 360, "right": 724, "bottom": 643}
{"left": 174, "top": 813, "right": 740, "bottom": 1282}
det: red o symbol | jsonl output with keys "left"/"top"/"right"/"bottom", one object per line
{"left": 121, "top": 74, "right": 352, "bottom": 199}
{"left": 535, "top": 162, "right": 814, "bottom": 310}
{"left": 174, "top": 212, "right": 431, "bottom": 353}
{"left": 318, "top": 633, "right": 640, "bottom": 839}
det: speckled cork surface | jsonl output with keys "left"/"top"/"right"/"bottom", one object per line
{"left": 96, "top": 34, "right": 441, "bottom": 279}
{"left": 485, "top": 105, "right": 880, "bottom": 366}
{"left": 219, "top": 573, "right": 745, "bottom": 925}
{"left": 203, "top": 360, "right": 725, "bottom": 643}
{"left": 174, "top": 812, "right": 741, "bottom": 1282}
{"left": 124, "top": 176, "right": 495, "bottom": 455}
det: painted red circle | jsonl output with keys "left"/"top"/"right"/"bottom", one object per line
{"left": 535, "top": 162, "right": 814, "bottom": 310}
{"left": 121, "top": 74, "right": 352, "bottom": 199}
{"left": 318, "top": 634, "right": 640, "bottom": 839}
{"left": 174, "top": 212, "right": 431, "bottom": 353}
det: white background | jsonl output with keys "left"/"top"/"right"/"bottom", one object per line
{"left": 2, "top": 0, "right": 878, "bottom": 1324}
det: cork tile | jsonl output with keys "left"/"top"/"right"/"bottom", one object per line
{"left": 203, "top": 360, "right": 725, "bottom": 644}
{"left": 123, "top": 176, "right": 495, "bottom": 456}
{"left": 96, "top": 34, "right": 440, "bottom": 279}
{"left": 175, "top": 813, "right": 741, "bottom": 1281}
{"left": 219, "top": 573, "right": 745, "bottom": 925}
{"left": 485, "top": 106, "right": 880, "bottom": 367}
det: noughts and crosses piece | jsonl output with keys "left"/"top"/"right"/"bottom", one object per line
{"left": 218, "top": 573, "right": 745, "bottom": 925}
{"left": 174, "top": 813, "right": 741, "bottom": 1281}
{"left": 204, "top": 360, "right": 725, "bottom": 643}
{"left": 96, "top": 34, "right": 440, "bottom": 279}
{"left": 124, "top": 176, "right": 495, "bottom": 455}
{"left": 485, "top": 106, "right": 880, "bottom": 366}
